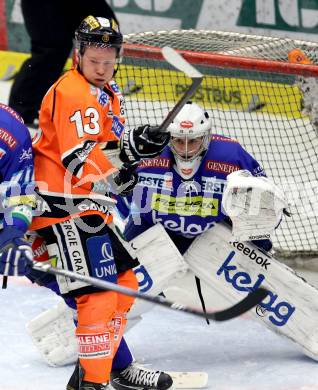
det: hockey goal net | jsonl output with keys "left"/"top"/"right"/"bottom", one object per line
{"left": 116, "top": 30, "right": 318, "bottom": 266}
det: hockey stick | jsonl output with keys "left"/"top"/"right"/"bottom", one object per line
{"left": 32, "top": 262, "right": 268, "bottom": 321}
{"left": 150, "top": 46, "right": 204, "bottom": 133}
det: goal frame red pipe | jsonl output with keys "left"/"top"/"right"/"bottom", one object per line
{"left": 123, "top": 43, "right": 318, "bottom": 78}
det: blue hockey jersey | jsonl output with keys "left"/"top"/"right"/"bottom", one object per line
{"left": 0, "top": 104, "right": 35, "bottom": 233}
{"left": 119, "top": 135, "right": 265, "bottom": 242}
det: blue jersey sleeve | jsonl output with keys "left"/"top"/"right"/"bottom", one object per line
{"left": 237, "top": 144, "right": 266, "bottom": 177}
{"left": 0, "top": 105, "right": 36, "bottom": 233}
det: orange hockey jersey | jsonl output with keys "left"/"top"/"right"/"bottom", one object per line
{"left": 31, "top": 68, "right": 125, "bottom": 230}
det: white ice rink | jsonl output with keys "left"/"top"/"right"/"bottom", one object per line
{"left": 1, "top": 80, "right": 318, "bottom": 390}
{"left": 2, "top": 276, "right": 318, "bottom": 390}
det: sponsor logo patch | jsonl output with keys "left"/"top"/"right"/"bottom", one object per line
{"left": 19, "top": 147, "right": 33, "bottom": 162}
{"left": 86, "top": 235, "right": 117, "bottom": 283}
{"left": 134, "top": 264, "right": 153, "bottom": 292}
{"left": 151, "top": 193, "right": 219, "bottom": 217}
{"left": 77, "top": 332, "right": 111, "bottom": 359}
{"left": 217, "top": 251, "right": 295, "bottom": 326}
{"left": 202, "top": 176, "right": 227, "bottom": 194}
{"left": 212, "top": 135, "right": 238, "bottom": 143}
{"left": 0, "top": 128, "right": 17, "bottom": 149}
{"left": 205, "top": 160, "right": 240, "bottom": 174}
{"left": 75, "top": 140, "right": 96, "bottom": 162}
{"left": 138, "top": 157, "right": 171, "bottom": 169}
{"left": 137, "top": 172, "right": 173, "bottom": 190}
{"left": 60, "top": 219, "right": 90, "bottom": 276}
{"left": 180, "top": 120, "right": 193, "bottom": 128}
{"left": 99, "top": 90, "right": 110, "bottom": 106}
{"left": 230, "top": 241, "right": 271, "bottom": 270}
{"left": 111, "top": 115, "right": 124, "bottom": 138}
{"left": 0, "top": 103, "right": 24, "bottom": 123}
{"left": 109, "top": 81, "right": 121, "bottom": 94}
{"left": 112, "top": 317, "right": 122, "bottom": 341}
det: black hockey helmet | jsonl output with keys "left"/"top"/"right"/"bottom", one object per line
{"left": 75, "top": 15, "right": 123, "bottom": 55}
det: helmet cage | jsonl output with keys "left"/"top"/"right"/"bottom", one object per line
{"left": 170, "top": 133, "right": 209, "bottom": 162}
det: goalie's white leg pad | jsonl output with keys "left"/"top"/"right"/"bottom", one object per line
{"left": 127, "top": 223, "right": 189, "bottom": 318}
{"left": 129, "top": 223, "right": 189, "bottom": 295}
{"left": 26, "top": 300, "right": 78, "bottom": 367}
{"left": 27, "top": 300, "right": 144, "bottom": 368}
{"left": 184, "top": 221, "right": 318, "bottom": 361}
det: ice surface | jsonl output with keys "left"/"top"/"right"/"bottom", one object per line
{"left": 1, "top": 80, "right": 318, "bottom": 390}
{"left": 1, "top": 277, "right": 318, "bottom": 390}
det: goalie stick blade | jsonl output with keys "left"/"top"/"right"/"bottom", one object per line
{"left": 166, "top": 371, "right": 208, "bottom": 389}
{"left": 32, "top": 263, "right": 268, "bottom": 322}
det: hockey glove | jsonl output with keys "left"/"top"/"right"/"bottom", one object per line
{"left": 92, "top": 163, "right": 139, "bottom": 197}
{"left": 112, "top": 162, "right": 139, "bottom": 196}
{"left": 119, "top": 125, "right": 170, "bottom": 164}
{"left": 0, "top": 227, "right": 33, "bottom": 276}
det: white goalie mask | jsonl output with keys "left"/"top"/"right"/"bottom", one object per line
{"left": 168, "top": 102, "right": 211, "bottom": 179}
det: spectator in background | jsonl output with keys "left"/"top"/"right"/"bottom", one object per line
{"left": 9, "top": 0, "right": 118, "bottom": 128}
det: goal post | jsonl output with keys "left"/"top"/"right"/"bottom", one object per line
{"left": 116, "top": 30, "right": 318, "bottom": 264}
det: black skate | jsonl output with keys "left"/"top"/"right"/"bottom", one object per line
{"left": 67, "top": 360, "right": 84, "bottom": 390}
{"left": 67, "top": 361, "right": 116, "bottom": 390}
{"left": 80, "top": 381, "right": 116, "bottom": 390}
{"left": 111, "top": 362, "right": 173, "bottom": 390}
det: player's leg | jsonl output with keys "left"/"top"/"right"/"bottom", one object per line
{"left": 111, "top": 270, "right": 173, "bottom": 390}
{"left": 37, "top": 215, "right": 131, "bottom": 389}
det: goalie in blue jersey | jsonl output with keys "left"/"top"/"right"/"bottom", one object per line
{"left": 0, "top": 104, "right": 35, "bottom": 281}
{"left": 120, "top": 101, "right": 286, "bottom": 252}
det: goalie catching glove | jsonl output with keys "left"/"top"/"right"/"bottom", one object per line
{"left": 222, "top": 170, "right": 289, "bottom": 241}
{"left": 119, "top": 125, "right": 171, "bottom": 164}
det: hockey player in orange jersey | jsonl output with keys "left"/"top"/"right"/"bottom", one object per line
{"left": 30, "top": 15, "right": 170, "bottom": 390}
